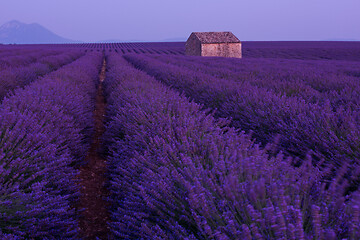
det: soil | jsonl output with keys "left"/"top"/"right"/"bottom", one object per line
{"left": 78, "top": 58, "right": 111, "bottom": 239}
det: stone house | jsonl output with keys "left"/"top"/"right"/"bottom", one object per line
{"left": 185, "top": 32, "right": 242, "bottom": 58}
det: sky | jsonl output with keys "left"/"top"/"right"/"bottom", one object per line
{"left": 0, "top": 0, "right": 359, "bottom": 42}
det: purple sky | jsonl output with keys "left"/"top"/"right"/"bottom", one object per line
{"left": 1, "top": 0, "right": 359, "bottom": 42}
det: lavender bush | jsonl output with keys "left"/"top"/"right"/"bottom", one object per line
{"left": 0, "top": 49, "right": 84, "bottom": 101}
{"left": 104, "top": 53, "right": 360, "bottom": 239}
{"left": 242, "top": 41, "right": 360, "bottom": 61}
{"left": 148, "top": 54, "right": 360, "bottom": 110}
{"left": 1, "top": 41, "right": 360, "bottom": 239}
{"left": 0, "top": 49, "right": 62, "bottom": 70}
{"left": 0, "top": 52, "right": 102, "bottom": 238}
{"left": 124, "top": 54, "right": 360, "bottom": 190}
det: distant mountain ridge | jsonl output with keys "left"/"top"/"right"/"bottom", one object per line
{"left": 0, "top": 20, "right": 81, "bottom": 44}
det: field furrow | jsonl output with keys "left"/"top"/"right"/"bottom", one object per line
{"left": 124, "top": 53, "right": 360, "bottom": 192}
{"left": 78, "top": 57, "right": 111, "bottom": 239}
{"left": 102, "top": 53, "right": 359, "bottom": 239}
{"left": 0, "top": 52, "right": 102, "bottom": 238}
{"left": 1, "top": 41, "right": 360, "bottom": 239}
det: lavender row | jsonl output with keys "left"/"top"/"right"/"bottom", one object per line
{"left": 124, "top": 54, "right": 360, "bottom": 186}
{"left": 0, "top": 49, "right": 64, "bottom": 71}
{"left": 104, "top": 53, "right": 359, "bottom": 239}
{"left": 243, "top": 47, "right": 360, "bottom": 61}
{"left": 149, "top": 53, "right": 360, "bottom": 88}
{"left": 0, "top": 50, "right": 84, "bottom": 102}
{"left": 242, "top": 41, "right": 360, "bottom": 61}
{"left": 148, "top": 54, "right": 360, "bottom": 110}
{"left": 0, "top": 52, "right": 103, "bottom": 238}
{"left": 0, "top": 47, "right": 45, "bottom": 59}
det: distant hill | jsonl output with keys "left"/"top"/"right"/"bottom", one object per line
{"left": 0, "top": 20, "right": 81, "bottom": 44}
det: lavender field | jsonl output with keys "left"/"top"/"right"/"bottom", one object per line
{"left": 1, "top": 41, "right": 360, "bottom": 239}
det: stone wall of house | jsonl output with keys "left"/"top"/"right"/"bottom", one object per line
{"left": 185, "top": 34, "right": 202, "bottom": 56}
{"left": 201, "top": 43, "right": 242, "bottom": 58}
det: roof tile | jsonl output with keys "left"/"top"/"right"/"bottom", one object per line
{"left": 192, "top": 32, "right": 240, "bottom": 44}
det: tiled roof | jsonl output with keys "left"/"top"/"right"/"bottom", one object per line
{"left": 192, "top": 32, "right": 240, "bottom": 44}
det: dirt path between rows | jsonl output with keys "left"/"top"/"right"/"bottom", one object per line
{"left": 78, "top": 58, "right": 110, "bottom": 239}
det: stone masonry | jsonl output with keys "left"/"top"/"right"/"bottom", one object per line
{"left": 185, "top": 32, "right": 242, "bottom": 58}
